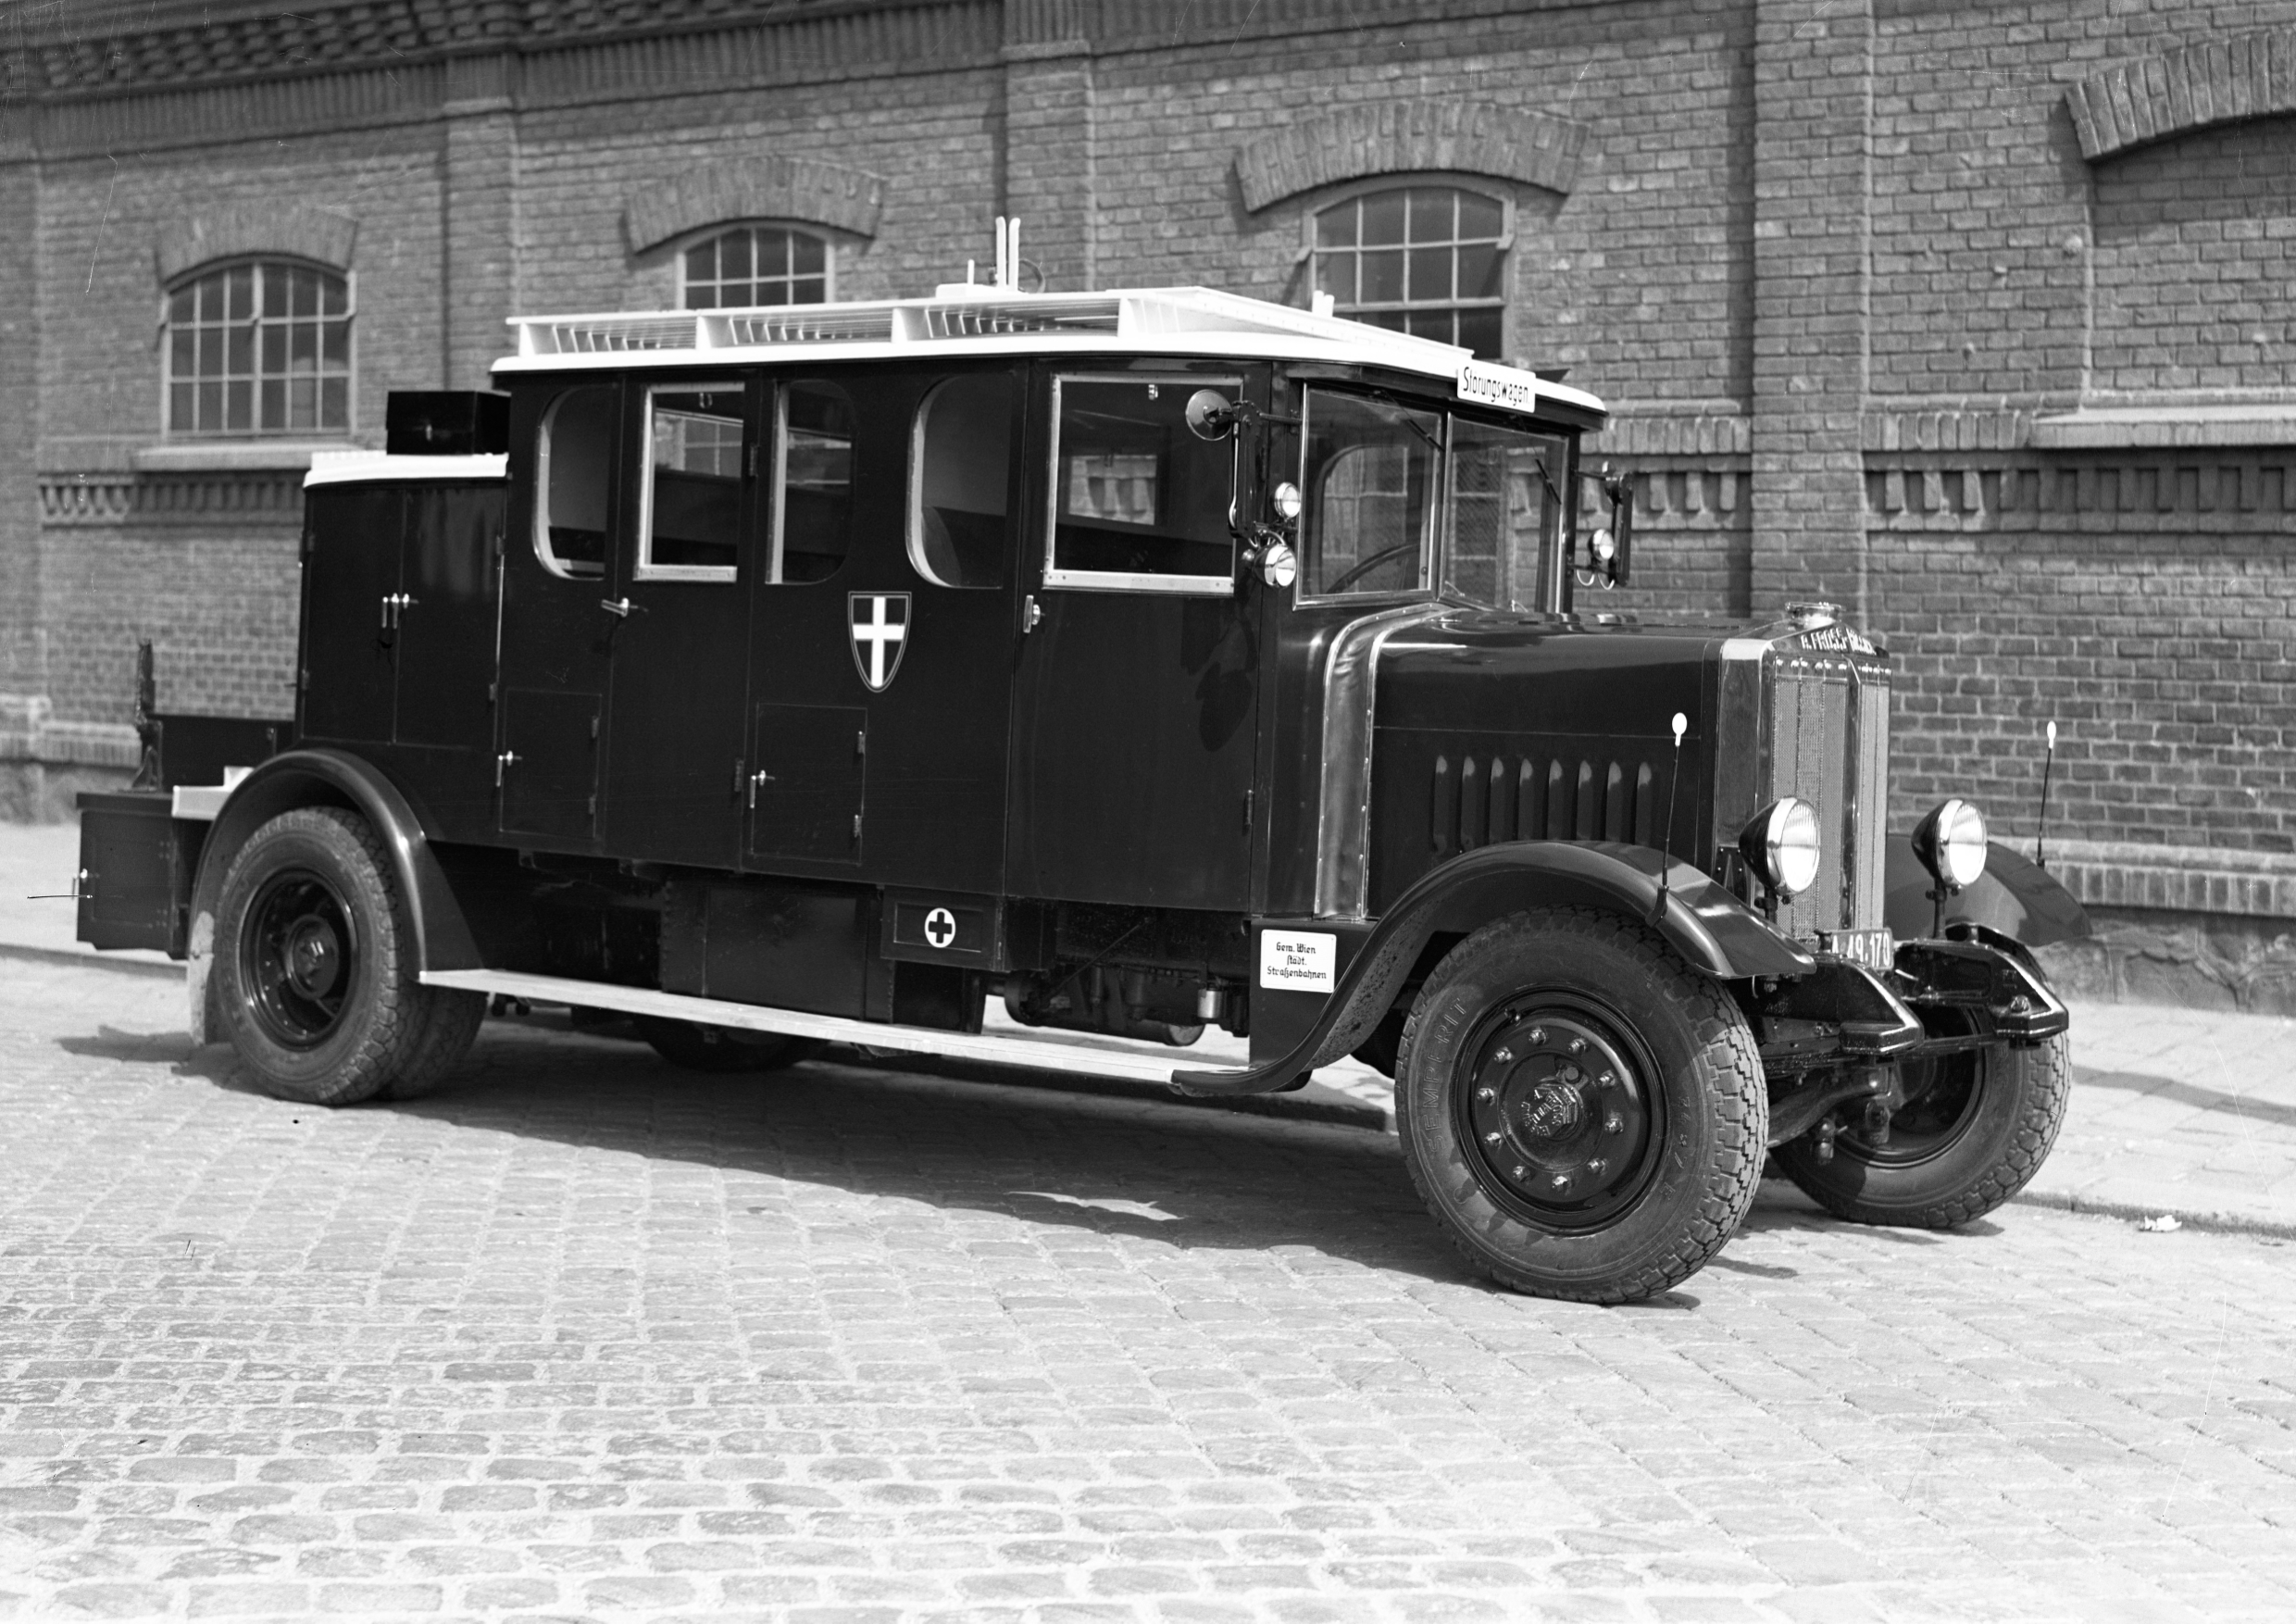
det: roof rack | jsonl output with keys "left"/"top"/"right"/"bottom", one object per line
{"left": 501, "top": 285, "right": 1607, "bottom": 422}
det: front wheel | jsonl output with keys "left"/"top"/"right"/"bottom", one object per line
{"left": 1394, "top": 908, "right": 1767, "bottom": 1304}
{"left": 1774, "top": 1024, "right": 2069, "bottom": 1228}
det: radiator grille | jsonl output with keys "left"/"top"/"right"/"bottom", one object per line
{"left": 1766, "top": 651, "right": 1890, "bottom": 937}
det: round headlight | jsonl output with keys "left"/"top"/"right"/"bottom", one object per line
{"left": 1913, "top": 798, "right": 1988, "bottom": 892}
{"left": 1590, "top": 527, "right": 1616, "bottom": 564}
{"left": 1271, "top": 481, "right": 1303, "bottom": 521}
{"left": 1739, "top": 797, "right": 1822, "bottom": 901}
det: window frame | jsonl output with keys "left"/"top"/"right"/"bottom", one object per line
{"left": 1042, "top": 370, "right": 1243, "bottom": 597}
{"left": 1292, "top": 385, "right": 1447, "bottom": 609}
{"left": 161, "top": 256, "right": 356, "bottom": 439}
{"left": 678, "top": 222, "right": 835, "bottom": 310}
{"left": 1304, "top": 177, "right": 1513, "bottom": 361}
{"left": 763, "top": 375, "right": 858, "bottom": 587}
{"left": 906, "top": 370, "right": 1017, "bottom": 592}
{"left": 533, "top": 384, "right": 617, "bottom": 582}
{"left": 634, "top": 377, "right": 750, "bottom": 585}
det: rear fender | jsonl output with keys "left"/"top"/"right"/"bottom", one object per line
{"left": 1178, "top": 840, "right": 1815, "bottom": 1095}
{"left": 185, "top": 750, "right": 480, "bottom": 1041}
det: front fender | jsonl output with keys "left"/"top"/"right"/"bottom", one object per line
{"left": 1174, "top": 840, "right": 1814, "bottom": 1096}
{"left": 1884, "top": 836, "right": 2090, "bottom": 947}
{"left": 187, "top": 749, "right": 482, "bottom": 984}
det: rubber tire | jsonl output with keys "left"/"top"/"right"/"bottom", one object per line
{"left": 378, "top": 991, "right": 487, "bottom": 1101}
{"left": 1394, "top": 907, "right": 1767, "bottom": 1305}
{"left": 1774, "top": 1031, "right": 2070, "bottom": 1228}
{"left": 213, "top": 806, "right": 462, "bottom": 1106}
{"left": 635, "top": 1017, "right": 821, "bottom": 1074}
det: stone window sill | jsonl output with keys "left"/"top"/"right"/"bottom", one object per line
{"left": 131, "top": 441, "right": 361, "bottom": 473}
{"left": 2029, "top": 404, "right": 2296, "bottom": 450}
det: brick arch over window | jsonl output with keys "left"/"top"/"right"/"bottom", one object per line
{"left": 623, "top": 156, "right": 887, "bottom": 255}
{"left": 1235, "top": 98, "right": 1588, "bottom": 214}
{"left": 2067, "top": 30, "right": 2296, "bottom": 163}
{"left": 156, "top": 205, "right": 356, "bottom": 284}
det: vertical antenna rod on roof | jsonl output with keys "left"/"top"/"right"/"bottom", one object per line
{"left": 993, "top": 217, "right": 1007, "bottom": 290}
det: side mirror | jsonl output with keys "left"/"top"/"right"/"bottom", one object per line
{"left": 1578, "top": 464, "right": 1634, "bottom": 588}
{"left": 1186, "top": 388, "right": 1260, "bottom": 442}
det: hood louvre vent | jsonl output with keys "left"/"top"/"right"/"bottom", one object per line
{"left": 1432, "top": 752, "right": 1662, "bottom": 857}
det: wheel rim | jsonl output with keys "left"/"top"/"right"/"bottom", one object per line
{"left": 1841, "top": 1030, "right": 1984, "bottom": 1168}
{"left": 1452, "top": 993, "right": 1665, "bottom": 1232}
{"left": 240, "top": 867, "right": 358, "bottom": 1050}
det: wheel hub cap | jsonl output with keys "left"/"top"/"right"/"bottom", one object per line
{"left": 284, "top": 916, "right": 343, "bottom": 1000}
{"left": 1466, "top": 1013, "right": 1653, "bottom": 1215}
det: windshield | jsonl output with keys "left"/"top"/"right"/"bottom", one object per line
{"left": 1296, "top": 386, "right": 1564, "bottom": 612}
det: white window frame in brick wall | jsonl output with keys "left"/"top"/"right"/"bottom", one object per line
{"left": 680, "top": 224, "right": 833, "bottom": 310}
{"left": 163, "top": 258, "right": 355, "bottom": 437}
{"left": 1307, "top": 181, "right": 1509, "bottom": 361}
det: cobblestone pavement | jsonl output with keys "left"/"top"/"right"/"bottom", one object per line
{"left": 2, "top": 951, "right": 2293, "bottom": 1622}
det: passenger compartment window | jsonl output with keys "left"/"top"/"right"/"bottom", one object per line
{"left": 908, "top": 372, "right": 1011, "bottom": 590}
{"left": 770, "top": 380, "right": 855, "bottom": 584}
{"left": 639, "top": 381, "right": 746, "bottom": 581}
{"left": 1299, "top": 389, "right": 1441, "bottom": 600}
{"left": 534, "top": 385, "right": 616, "bottom": 580}
{"left": 1046, "top": 374, "right": 1238, "bottom": 593}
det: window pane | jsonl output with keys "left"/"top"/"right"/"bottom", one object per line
{"left": 792, "top": 233, "right": 824, "bottom": 275}
{"left": 1456, "top": 244, "right": 1503, "bottom": 301}
{"left": 320, "top": 377, "right": 347, "bottom": 430}
{"left": 1404, "top": 308, "right": 1449, "bottom": 340}
{"left": 1300, "top": 389, "right": 1440, "bottom": 598}
{"left": 261, "top": 269, "right": 288, "bottom": 317}
{"left": 322, "top": 319, "right": 348, "bottom": 369}
{"left": 169, "top": 288, "right": 194, "bottom": 325}
{"left": 1048, "top": 376, "right": 1236, "bottom": 582}
{"left": 292, "top": 269, "right": 318, "bottom": 318}
{"left": 197, "top": 381, "right": 223, "bottom": 426}
{"left": 291, "top": 323, "right": 317, "bottom": 369}
{"left": 260, "top": 379, "right": 284, "bottom": 429}
{"left": 1314, "top": 253, "right": 1355, "bottom": 307}
{"left": 1316, "top": 203, "right": 1357, "bottom": 248}
{"left": 1407, "top": 188, "right": 1452, "bottom": 243}
{"left": 228, "top": 265, "right": 254, "bottom": 319}
{"left": 260, "top": 324, "right": 286, "bottom": 373}
{"left": 226, "top": 381, "right": 253, "bottom": 431}
{"left": 721, "top": 230, "right": 752, "bottom": 281}
{"left": 227, "top": 325, "right": 254, "bottom": 377}
{"left": 1458, "top": 192, "right": 1504, "bottom": 241}
{"left": 1456, "top": 306, "right": 1504, "bottom": 360}
{"left": 537, "top": 386, "right": 615, "bottom": 579}
{"left": 169, "top": 328, "right": 194, "bottom": 376}
{"left": 910, "top": 372, "right": 1011, "bottom": 589}
{"left": 1407, "top": 246, "right": 1452, "bottom": 303}
{"left": 1360, "top": 248, "right": 1404, "bottom": 304}
{"left": 290, "top": 377, "right": 316, "bottom": 429}
{"left": 1360, "top": 191, "right": 1405, "bottom": 245}
{"left": 645, "top": 382, "right": 745, "bottom": 573}
{"left": 777, "top": 381, "right": 855, "bottom": 583}
{"left": 322, "top": 276, "right": 347, "bottom": 316}
{"left": 1448, "top": 418, "right": 1563, "bottom": 613}
{"left": 169, "top": 382, "right": 193, "bottom": 430}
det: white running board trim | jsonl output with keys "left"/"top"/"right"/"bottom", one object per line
{"left": 419, "top": 968, "right": 1252, "bottom": 1087}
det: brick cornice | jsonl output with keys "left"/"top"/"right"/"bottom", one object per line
{"left": 156, "top": 204, "right": 358, "bottom": 282}
{"left": 1234, "top": 98, "right": 1589, "bottom": 213}
{"left": 623, "top": 156, "right": 888, "bottom": 254}
{"left": 2065, "top": 29, "right": 2296, "bottom": 163}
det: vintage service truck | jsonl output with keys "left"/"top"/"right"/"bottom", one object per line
{"left": 74, "top": 282, "right": 2085, "bottom": 1303}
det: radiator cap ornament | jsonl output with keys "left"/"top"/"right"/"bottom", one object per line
{"left": 1787, "top": 601, "right": 1841, "bottom": 628}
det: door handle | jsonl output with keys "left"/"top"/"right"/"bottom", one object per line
{"left": 1022, "top": 593, "right": 1042, "bottom": 634}
{"left": 495, "top": 749, "right": 519, "bottom": 788}
{"left": 746, "top": 767, "right": 774, "bottom": 810}
{"left": 600, "top": 597, "right": 645, "bottom": 618}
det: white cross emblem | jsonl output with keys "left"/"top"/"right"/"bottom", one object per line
{"left": 923, "top": 906, "right": 957, "bottom": 950}
{"left": 847, "top": 593, "right": 911, "bottom": 692}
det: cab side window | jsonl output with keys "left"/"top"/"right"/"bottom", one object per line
{"left": 639, "top": 381, "right": 746, "bottom": 581}
{"left": 771, "top": 380, "right": 855, "bottom": 584}
{"left": 534, "top": 386, "right": 615, "bottom": 580}
{"left": 908, "top": 372, "right": 1011, "bottom": 590}
{"left": 1047, "top": 374, "right": 1237, "bottom": 593}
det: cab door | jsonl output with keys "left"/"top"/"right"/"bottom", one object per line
{"left": 599, "top": 375, "right": 756, "bottom": 869}
{"left": 1004, "top": 367, "right": 1260, "bottom": 910}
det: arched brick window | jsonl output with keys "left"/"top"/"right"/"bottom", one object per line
{"left": 680, "top": 224, "right": 830, "bottom": 309}
{"left": 166, "top": 258, "right": 352, "bottom": 436}
{"left": 1311, "top": 183, "right": 1506, "bottom": 358}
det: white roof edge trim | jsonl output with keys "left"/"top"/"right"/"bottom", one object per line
{"left": 496, "top": 286, "right": 1610, "bottom": 419}
{"left": 306, "top": 452, "right": 509, "bottom": 488}
{"left": 1720, "top": 638, "right": 1773, "bottom": 661}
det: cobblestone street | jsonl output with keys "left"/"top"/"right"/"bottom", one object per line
{"left": 1, "top": 952, "right": 2292, "bottom": 1622}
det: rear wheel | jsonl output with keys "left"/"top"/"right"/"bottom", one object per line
{"left": 1775, "top": 1018, "right": 2069, "bottom": 1228}
{"left": 635, "top": 1017, "right": 820, "bottom": 1074}
{"left": 214, "top": 806, "right": 477, "bottom": 1106}
{"left": 1394, "top": 908, "right": 1766, "bottom": 1304}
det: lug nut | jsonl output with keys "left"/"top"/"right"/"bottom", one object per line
{"left": 1483, "top": 1131, "right": 1504, "bottom": 1145}
{"left": 1529, "top": 1027, "right": 1545, "bottom": 1044}
{"left": 1604, "top": 1113, "right": 1624, "bottom": 1134}
{"left": 1512, "top": 1164, "right": 1527, "bottom": 1179}
{"left": 1550, "top": 1175, "right": 1571, "bottom": 1191}
{"left": 1599, "top": 1071, "right": 1615, "bottom": 1086}
{"left": 1567, "top": 1038, "right": 1585, "bottom": 1054}
{"left": 1476, "top": 1086, "right": 1495, "bottom": 1103}
{"left": 1492, "top": 1047, "right": 1512, "bottom": 1064}
{"left": 1586, "top": 1157, "right": 1607, "bottom": 1176}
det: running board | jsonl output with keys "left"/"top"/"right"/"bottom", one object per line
{"left": 419, "top": 967, "right": 1254, "bottom": 1089}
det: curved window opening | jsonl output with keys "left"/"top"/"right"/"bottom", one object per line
{"left": 908, "top": 373, "right": 1011, "bottom": 590}
{"left": 682, "top": 225, "right": 830, "bottom": 309}
{"left": 771, "top": 380, "right": 856, "bottom": 584}
{"left": 535, "top": 386, "right": 616, "bottom": 581}
{"left": 166, "top": 258, "right": 352, "bottom": 435}
{"left": 1312, "top": 184, "right": 1505, "bottom": 359}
